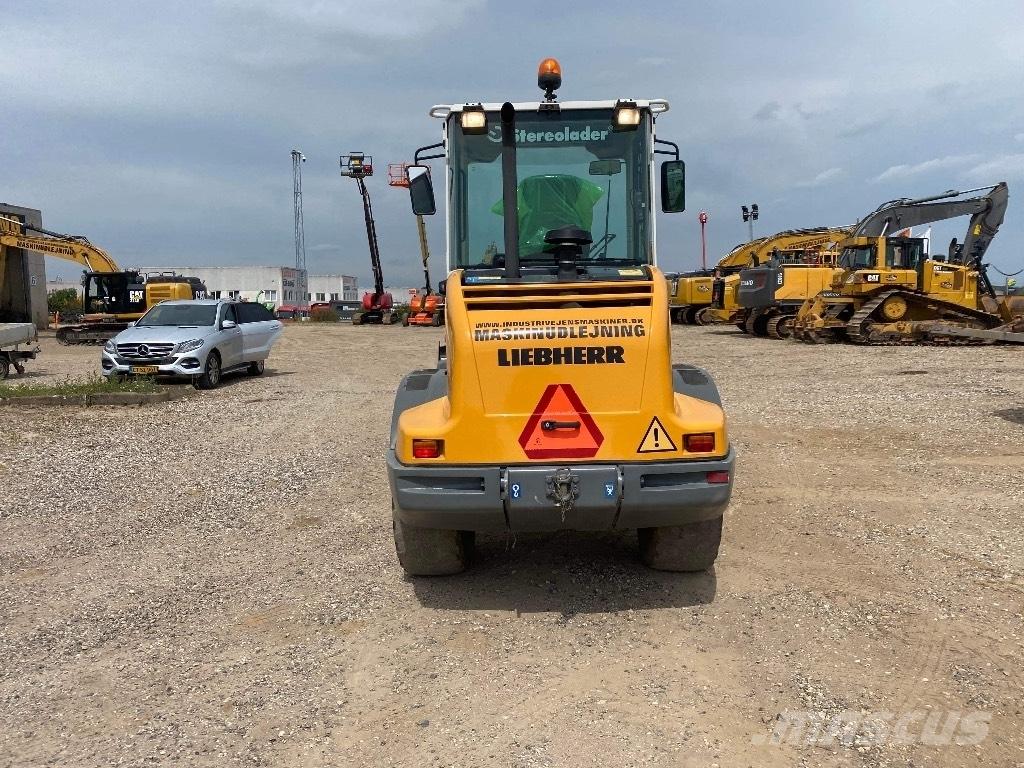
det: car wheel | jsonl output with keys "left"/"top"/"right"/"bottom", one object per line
{"left": 638, "top": 516, "right": 723, "bottom": 572}
{"left": 194, "top": 351, "right": 222, "bottom": 390}
{"left": 0, "top": 357, "right": 10, "bottom": 380}
{"left": 248, "top": 359, "right": 265, "bottom": 376}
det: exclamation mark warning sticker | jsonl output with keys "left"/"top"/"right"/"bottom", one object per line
{"left": 637, "top": 416, "right": 678, "bottom": 453}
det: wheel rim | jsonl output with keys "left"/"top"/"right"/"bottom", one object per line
{"left": 881, "top": 295, "right": 908, "bottom": 321}
{"left": 208, "top": 356, "right": 220, "bottom": 384}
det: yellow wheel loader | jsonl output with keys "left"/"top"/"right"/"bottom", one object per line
{"left": 792, "top": 183, "right": 1014, "bottom": 343}
{"left": 387, "top": 59, "right": 734, "bottom": 576}
{"left": 706, "top": 227, "right": 852, "bottom": 331}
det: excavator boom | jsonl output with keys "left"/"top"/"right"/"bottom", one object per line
{"left": 0, "top": 216, "right": 120, "bottom": 273}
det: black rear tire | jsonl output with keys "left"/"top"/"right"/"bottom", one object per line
{"left": 682, "top": 307, "right": 699, "bottom": 325}
{"left": 0, "top": 357, "right": 9, "bottom": 380}
{"left": 638, "top": 516, "right": 723, "bottom": 572}
{"left": 393, "top": 517, "right": 471, "bottom": 576}
{"left": 248, "top": 359, "right": 265, "bottom": 376}
{"left": 431, "top": 312, "right": 443, "bottom": 327}
{"left": 194, "top": 352, "right": 222, "bottom": 390}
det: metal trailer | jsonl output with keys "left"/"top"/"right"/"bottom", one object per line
{"left": 0, "top": 323, "right": 40, "bottom": 379}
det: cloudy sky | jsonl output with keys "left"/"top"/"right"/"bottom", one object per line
{"left": 3, "top": 0, "right": 1023, "bottom": 289}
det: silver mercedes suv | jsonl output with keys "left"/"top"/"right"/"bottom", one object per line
{"left": 101, "top": 299, "right": 283, "bottom": 389}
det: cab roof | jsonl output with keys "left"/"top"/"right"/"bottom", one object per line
{"left": 431, "top": 99, "right": 670, "bottom": 118}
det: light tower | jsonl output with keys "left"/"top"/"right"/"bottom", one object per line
{"left": 291, "top": 149, "right": 308, "bottom": 309}
{"left": 741, "top": 203, "right": 759, "bottom": 241}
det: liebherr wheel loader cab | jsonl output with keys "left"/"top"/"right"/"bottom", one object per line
{"left": 388, "top": 60, "right": 734, "bottom": 576}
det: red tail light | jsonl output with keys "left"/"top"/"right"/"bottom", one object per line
{"left": 412, "top": 439, "right": 443, "bottom": 459}
{"left": 706, "top": 470, "right": 730, "bottom": 485}
{"left": 684, "top": 433, "right": 716, "bottom": 452}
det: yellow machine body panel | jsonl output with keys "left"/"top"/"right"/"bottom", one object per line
{"left": 145, "top": 281, "right": 196, "bottom": 306}
{"left": 779, "top": 264, "right": 843, "bottom": 302}
{"left": 396, "top": 269, "right": 728, "bottom": 466}
{"left": 669, "top": 274, "right": 715, "bottom": 307}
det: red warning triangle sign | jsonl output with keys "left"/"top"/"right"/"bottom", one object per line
{"left": 518, "top": 384, "right": 604, "bottom": 460}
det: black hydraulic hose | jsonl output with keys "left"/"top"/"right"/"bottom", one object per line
{"left": 500, "top": 102, "right": 520, "bottom": 279}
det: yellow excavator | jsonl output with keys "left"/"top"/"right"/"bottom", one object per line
{"left": 0, "top": 215, "right": 207, "bottom": 344}
{"left": 706, "top": 227, "right": 852, "bottom": 329}
{"left": 387, "top": 59, "right": 733, "bottom": 575}
{"left": 668, "top": 239, "right": 764, "bottom": 324}
{"left": 793, "top": 183, "right": 1015, "bottom": 343}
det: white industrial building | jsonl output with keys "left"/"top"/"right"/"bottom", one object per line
{"left": 144, "top": 266, "right": 357, "bottom": 307}
{"left": 308, "top": 274, "right": 360, "bottom": 304}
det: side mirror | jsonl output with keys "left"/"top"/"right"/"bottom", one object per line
{"left": 127, "top": 321, "right": 136, "bottom": 327}
{"left": 222, "top": 320, "right": 237, "bottom": 329}
{"left": 407, "top": 165, "right": 436, "bottom": 216}
{"left": 660, "top": 160, "right": 685, "bottom": 213}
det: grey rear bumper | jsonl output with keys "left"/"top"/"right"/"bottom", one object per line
{"left": 387, "top": 448, "right": 735, "bottom": 532}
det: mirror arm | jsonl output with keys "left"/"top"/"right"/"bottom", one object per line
{"left": 414, "top": 141, "right": 445, "bottom": 163}
{"left": 654, "top": 138, "right": 680, "bottom": 160}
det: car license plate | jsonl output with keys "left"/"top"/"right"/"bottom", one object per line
{"left": 130, "top": 365, "right": 159, "bottom": 374}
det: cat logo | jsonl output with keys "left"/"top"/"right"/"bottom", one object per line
{"left": 865, "top": 273, "right": 881, "bottom": 283}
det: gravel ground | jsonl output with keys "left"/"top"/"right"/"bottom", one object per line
{"left": 2, "top": 324, "right": 1022, "bottom": 767}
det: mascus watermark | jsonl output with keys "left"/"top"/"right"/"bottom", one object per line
{"left": 752, "top": 710, "right": 990, "bottom": 747}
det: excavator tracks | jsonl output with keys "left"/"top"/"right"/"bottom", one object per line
{"left": 55, "top": 324, "right": 124, "bottom": 345}
{"left": 845, "top": 289, "right": 1001, "bottom": 345}
{"left": 765, "top": 313, "right": 793, "bottom": 339}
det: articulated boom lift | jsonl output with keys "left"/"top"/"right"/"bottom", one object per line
{"left": 341, "top": 153, "right": 398, "bottom": 325}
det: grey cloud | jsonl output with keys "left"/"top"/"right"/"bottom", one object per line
{"left": 752, "top": 101, "right": 783, "bottom": 121}
{"left": 872, "top": 155, "right": 980, "bottom": 183}
{"left": 797, "top": 167, "right": 845, "bottom": 187}
{"left": 963, "top": 154, "right": 1024, "bottom": 182}
{"left": 5, "top": 0, "right": 1024, "bottom": 283}
{"left": 836, "top": 115, "right": 890, "bottom": 138}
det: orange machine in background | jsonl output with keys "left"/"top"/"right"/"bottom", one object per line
{"left": 389, "top": 163, "right": 445, "bottom": 327}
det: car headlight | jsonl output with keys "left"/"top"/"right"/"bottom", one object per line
{"left": 103, "top": 339, "right": 116, "bottom": 353}
{"left": 175, "top": 338, "right": 204, "bottom": 353}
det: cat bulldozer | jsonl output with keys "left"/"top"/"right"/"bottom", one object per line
{"left": 387, "top": 59, "right": 734, "bottom": 575}
{"left": 0, "top": 215, "right": 206, "bottom": 344}
{"left": 707, "top": 227, "right": 852, "bottom": 330}
{"left": 792, "top": 183, "right": 1016, "bottom": 343}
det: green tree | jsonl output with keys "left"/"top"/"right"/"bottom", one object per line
{"left": 47, "top": 288, "right": 83, "bottom": 315}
